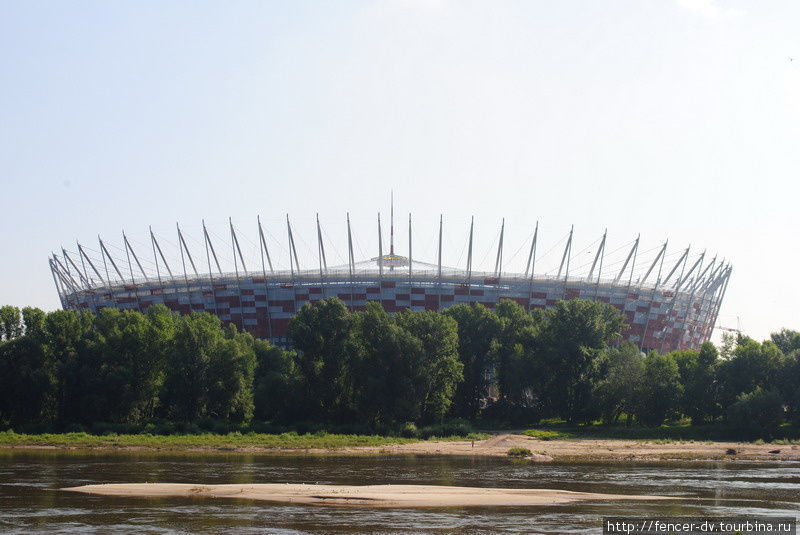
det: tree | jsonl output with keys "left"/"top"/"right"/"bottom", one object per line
{"left": 489, "top": 300, "right": 540, "bottom": 422}
{"left": 718, "top": 340, "right": 785, "bottom": 410}
{"left": 776, "top": 352, "right": 800, "bottom": 427}
{"left": 536, "top": 300, "right": 625, "bottom": 422}
{"left": 395, "top": 309, "right": 463, "bottom": 424}
{"left": 771, "top": 329, "right": 800, "bottom": 355}
{"left": 354, "top": 302, "right": 425, "bottom": 425}
{"left": 719, "top": 332, "right": 738, "bottom": 359}
{"left": 45, "top": 309, "right": 99, "bottom": 426}
{"left": 2, "top": 308, "right": 53, "bottom": 427}
{"left": 444, "top": 303, "right": 502, "bottom": 420}
{"left": 206, "top": 328, "right": 257, "bottom": 423}
{"left": 90, "top": 307, "right": 174, "bottom": 423}
{"left": 162, "top": 312, "right": 223, "bottom": 421}
{"left": 727, "top": 387, "right": 784, "bottom": 440}
{"left": 672, "top": 342, "right": 720, "bottom": 424}
{"left": 0, "top": 305, "right": 22, "bottom": 341}
{"left": 288, "top": 298, "right": 359, "bottom": 422}
{"left": 594, "top": 341, "right": 644, "bottom": 425}
{"left": 0, "top": 333, "right": 58, "bottom": 427}
{"left": 253, "top": 339, "right": 300, "bottom": 423}
{"left": 161, "top": 313, "right": 257, "bottom": 423}
{"left": 21, "top": 307, "right": 46, "bottom": 339}
{"left": 636, "top": 352, "right": 683, "bottom": 426}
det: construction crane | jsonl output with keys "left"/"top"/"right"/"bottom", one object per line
{"left": 717, "top": 316, "right": 742, "bottom": 335}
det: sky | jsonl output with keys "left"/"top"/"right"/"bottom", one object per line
{"left": 1, "top": 0, "right": 798, "bottom": 342}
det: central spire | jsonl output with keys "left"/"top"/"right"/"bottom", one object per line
{"left": 372, "top": 190, "right": 408, "bottom": 270}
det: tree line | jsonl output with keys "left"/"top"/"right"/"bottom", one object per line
{"left": 1, "top": 299, "right": 798, "bottom": 439}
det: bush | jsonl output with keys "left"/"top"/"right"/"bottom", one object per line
{"left": 15, "top": 422, "right": 51, "bottom": 434}
{"left": 248, "top": 421, "right": 286, "bottom": 434}
{"left": 522, "top": 429, "right": 573, "bottom": 440}
{"left": 328, "top": 423, "right": 372, "bottom": 435}
{"left": 507, "top": 447, "right": 532, "bottom": 457}
{"left": 293, "top": 421, "right": 322, "bottom": 435}
{"left": 400, "top": 422, "right": 419, "bottom": 438}
{"left": 65, "top": 423, "right": 87, "bottom": 433}
{"left": 418, "top": 419, "right": 474, "bottom": 439}
{"left": 143, "top": 419, "right": 180, "bottom": 435}
{"left": 90, "top": 422, "right": 140, "bottom": 435}
{"left": 727, "top": 388, "right": 784, "bottom": 440}
{"left": 787, "top": 386, "right": 800, "bottom": 428}
{"left": 173, "top": 422, "right": 202, "bottom": 435}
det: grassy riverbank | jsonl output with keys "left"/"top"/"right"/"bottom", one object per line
{"left": 517, "top": 421, "right": 800, "bottom": 443}
{"left": 0, "top": 430, "right": 489, "bottom": 451}
{"left": 3, "top": 429, "right": 800, "bottom": 461}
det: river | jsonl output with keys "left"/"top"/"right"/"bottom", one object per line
{"left": 1, "top": 451, "right": 798, "bottom": 533}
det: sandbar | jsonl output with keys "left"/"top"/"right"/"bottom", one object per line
{"left": 62, "top": 482, "right": 671, "bottom": 507}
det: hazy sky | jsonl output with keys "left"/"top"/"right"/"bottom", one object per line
{"left": 1, "top": 0, "right": 798, "bottom": 342}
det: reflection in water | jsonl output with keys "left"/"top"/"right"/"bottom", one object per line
{"left": 0, "top": 451, "right": 798, "bottom": 534}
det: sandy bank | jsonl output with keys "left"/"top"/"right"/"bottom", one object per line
{"left": 61, "top": 482, "right": 670, "bottom": 507}
{"left": 7, "top": 434, "right": 800, "bottom": 462}
{"left": 353, "top": 434, "right": 800, "bottom": 462}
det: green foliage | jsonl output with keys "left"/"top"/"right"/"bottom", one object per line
{"left": 779, "top": 353, "right": 800, "bottom": 427}
{"left": 288, "top": 298, "right": 359, "bottom": 422}
{"left": 41, "top": 309, "right": 97, "bottom": 426}
{"left": 394, "top": 309, "right": 463, "bottom": 423}
{"left": 354, "top": 302, "right": 427, "bottom": 425}
{"left": 1, "top": 298, "right": 798, "bottom": 440}
{"left": 90, "top": 307, "right": 172, "bottom": 423}
{"left": 0, "top": 429, "right": 422, "bottom": 449}
{"left": 671, "top": 342, "right": 720, "bottom": 424}
{"left": 0, "top": 305, "right": 259, "bottom": 430}
{"left": 535, "top": 300, "right": 626, "bottom": 423}
{"left": 770, "top": 329, "right": 800, "bottom": 355}
{"left": 490, "top": 300, "right": 540, "bottom": 422}
{"left": 399, "top": 422, "right": 419, "bottom": 438}
{"left": 0, "top": 335, "right": 57, "bottom": 426}
{"left": 522, "top": 429, "right": 573, "bottom": 440}
{"left": 417, "top": 418, "right": 476, "bottom": 439}
{"left": 520, "top": 421, "right": 799, "bottom": 442}
{"left": 718, "top": 340, "right": 785, "bottom": 409}
{"left": 206, "top": 331, "right": 257, "bottom": 422}
{"left": 162, "top": 312, "right": 256, "bottom": 423}
{"left": 444, "top": 303, "right": 502, "bottom": 420}
{"left": 162, "top": 312, "right": 222, "bottom": 421}
{"left": 507, "top": 447, "right": 532, "bottom": 457}
{"left": 284, "top": 299, "right": 465, "bottom": 427}
{"left": 252, "top": 339, "right": 300, "bottom": 423}
{"left": 636, "top": 352, "right": 683, "bottom": 426}
{"left": 727, "top": 387, "right": 784, "bottom": 440}
{"left": 21, "top": 307, "right": 46, "bottom": 339}
{"left": 593, "top": 341, "right": 645, "bottom": 425}
{"left": 0, "top": 305, "right": 23, "bottom": 341}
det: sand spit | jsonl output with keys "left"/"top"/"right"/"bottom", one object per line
{"left": 62, "top": 482, "right": 670, "bottom": 507}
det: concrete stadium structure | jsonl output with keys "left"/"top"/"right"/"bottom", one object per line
{"left": 50, "top": 207, "right": 731, "bottom": 353}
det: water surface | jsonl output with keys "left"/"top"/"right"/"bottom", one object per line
{"left": 1, "top": 451, "right": 798, "bottom": 534}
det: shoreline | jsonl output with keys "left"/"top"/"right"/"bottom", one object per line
{"left": 4, "top": 434, "right": 800, "bottom": 463}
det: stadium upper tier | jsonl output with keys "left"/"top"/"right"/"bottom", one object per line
{"left": 49, "top": 214, "right": 731, "bottom": 352}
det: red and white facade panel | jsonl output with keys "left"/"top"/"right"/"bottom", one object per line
{"left": 61, "top": 271, "right": 726, "bottom": 352}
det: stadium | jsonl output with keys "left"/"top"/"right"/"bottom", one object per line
{"left": 48, "top": 205, "right": 731, "bottom": 353}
